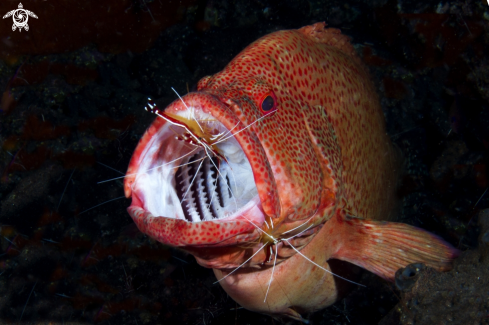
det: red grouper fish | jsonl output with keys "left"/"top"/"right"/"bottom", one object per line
{"left": 124, "top": 22, "right": 459, "bottom": 320}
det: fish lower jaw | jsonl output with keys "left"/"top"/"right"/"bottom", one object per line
{"left": 132, "top": 116, "right": 260, "bottom": 223}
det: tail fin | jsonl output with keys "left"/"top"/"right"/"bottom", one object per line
{"left": 332, "top": 215, "right": 460, "bottom": 281}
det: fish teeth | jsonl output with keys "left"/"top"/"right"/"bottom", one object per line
{"left": 176, "top": 152, "right": 203, "bottom": 222}
{"left": 169, "top": 127, "right": 257, "bottom": 222}
{"left": 176, "top": 152, "right": 232, "bottom": 222}
{"left": 217, "top": 169, "right": 232, "bottom": 208}
{"left": 195, "top": 167, "right": 214, "bottom": 221}
{"left": 203, "top": 158, "right": 224, "bottom": 220}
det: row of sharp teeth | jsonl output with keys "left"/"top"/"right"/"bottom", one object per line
{"left": 175, "top": 151, "right": 234, "bottom": 222}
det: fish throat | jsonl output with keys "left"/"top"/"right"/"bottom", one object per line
{"left": 133, "top": 106, "right": 260, "bottom": 223}
{"left": 175, "top": 152, "right": 234, "bottom": 222}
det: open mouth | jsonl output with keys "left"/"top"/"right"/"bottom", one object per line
{"left": 131, "top": 109, "right": 259, "bottom": 222}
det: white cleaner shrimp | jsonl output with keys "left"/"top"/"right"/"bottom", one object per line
{"left": 215, "top": 215, "right": 365, "bottom": 304}
{"left": 144, "top": 97, "right": 239, "bottom": 212}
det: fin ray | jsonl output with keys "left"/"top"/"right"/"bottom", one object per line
{"left": 332, "top": 215, "right": 460, "bottom": 281}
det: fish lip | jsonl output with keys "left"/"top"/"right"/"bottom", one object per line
{"left": 127, "top": 194, "right": 264, "bottom": 246}
{"left": 124, "top": 92, "right": 279, "bottom": 245}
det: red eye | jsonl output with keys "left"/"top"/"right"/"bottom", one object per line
{"left": 260, "top": 92, "right": 277, "bottom": 113}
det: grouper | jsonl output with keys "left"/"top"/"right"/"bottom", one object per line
{"left": 123, "top": 22, "right": 458, "bottom": 320}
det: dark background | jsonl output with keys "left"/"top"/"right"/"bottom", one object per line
{"left": 0, "top": 0, "right": 488, "bottom": 324}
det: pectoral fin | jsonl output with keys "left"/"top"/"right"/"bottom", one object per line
{"left": 330, "top": 212, "right": 460, "bottom": 281}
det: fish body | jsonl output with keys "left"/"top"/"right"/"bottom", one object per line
{"left": 124, "top": 23, "right": 458, "bottom": 320}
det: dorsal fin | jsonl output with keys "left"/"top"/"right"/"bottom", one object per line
{"left": 298, "top": 22, "right": 363, "bottom": 68}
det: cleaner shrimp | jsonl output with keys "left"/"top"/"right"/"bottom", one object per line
{"left": 215, "top": 214, "right": 366, "bottom": 303}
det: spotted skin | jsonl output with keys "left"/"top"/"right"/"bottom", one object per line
{"left": 124, "top": 23, "right": 458, "bottom": 320}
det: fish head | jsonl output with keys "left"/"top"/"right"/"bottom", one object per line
{"left": 123, "top": 25, "right": 346, "bottom": 271}
{"left": 124, "top": 71, "right": 338, "bottom": 268}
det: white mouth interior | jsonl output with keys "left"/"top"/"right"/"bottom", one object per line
{"left": 133, "top": 109, "right": 259, "bottom": 222}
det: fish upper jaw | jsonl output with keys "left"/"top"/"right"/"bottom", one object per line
{"left": 124, "top": 92, "right": 280, "bottom": 247}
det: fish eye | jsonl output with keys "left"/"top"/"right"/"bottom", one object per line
{"left": 261, "top": 95, "right": 275, "bottom": 112}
